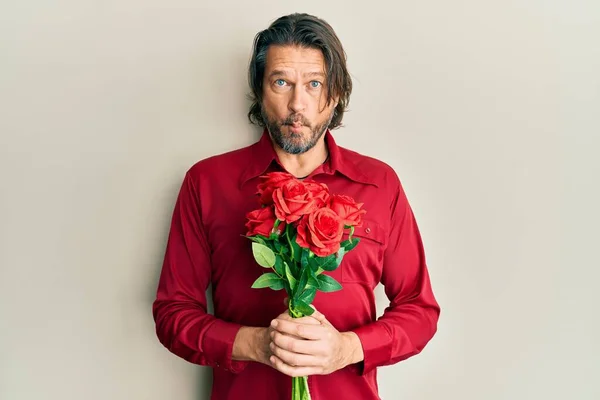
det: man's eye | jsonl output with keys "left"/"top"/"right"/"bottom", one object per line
{"left": 275, "top": 79, "right": 286, "bottom": 86}
{"left": 310, "top": 81, "right": 321, "bottom": 88}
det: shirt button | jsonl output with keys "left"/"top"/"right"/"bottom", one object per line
{"left": 365, "top": 227, "right": 371, "bottom": 234}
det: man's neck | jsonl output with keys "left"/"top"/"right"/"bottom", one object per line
{"left": 271, "top": 136, "right": 329, "bottom": 179}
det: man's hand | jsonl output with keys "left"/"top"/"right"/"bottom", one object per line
{"left": 268, "top": 309, "right": 364, "bottom": 377}
{"left": 232, "top": 310, "right": 321, "bottom": 366}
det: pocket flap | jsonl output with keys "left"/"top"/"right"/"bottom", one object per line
{"left": 344, "top": 219, "right": 386, "bottom": 245}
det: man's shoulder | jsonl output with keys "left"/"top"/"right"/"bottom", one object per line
{"left": 338, "top": 144, "right": 401, "bottom": 188}
{"left": 186, "top": 140, "right": 257, "bottom": 179}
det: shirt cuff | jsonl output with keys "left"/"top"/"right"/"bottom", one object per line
{"left": 202, "top": 319, "right": 250, "bottom": 373}
{"left": 351, "top": 322, "right": 393, "bottom": 375}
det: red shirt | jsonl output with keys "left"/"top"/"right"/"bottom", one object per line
{"left": 152, "top": 129, "right": 440, "bottom": 399}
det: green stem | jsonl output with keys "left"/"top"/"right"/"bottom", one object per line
{"left": 272, "top": 266, "right": 283, "bottom": 280}
{"left": 289, "top": 306, "right": 311, "bottom": 400}
{"left": 286, "top": 224, "right": 294, "bottom": 261}
{"left": 291, "top": 376, "right": 311, "bottom": 400}
{"left": 292, "top": 376, "right": 298, "bottom": 400}
{"left": 303, "top": 376, "right": 311, "bottom": 400}
{"left": 288, "top": 302, "right": 302, "bottom": 318}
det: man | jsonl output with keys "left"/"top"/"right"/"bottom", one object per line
{"left": 152, "top": 13, "right": 440, "bottom": 400}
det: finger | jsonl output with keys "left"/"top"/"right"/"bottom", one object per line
{"left": 277, "top": 312, "right": 294, "bottom": 321}
{"left": 269, "top": 355, "right": 323, "bottom": 377}
{"left": 303, "top": 304, "right": 331, "bottom": 325}
{"left": 271, "top": 319, "right": 326, "bottom": 341}
{"left": 269, "top": 342, "right": 321, "bottom": 367}
{"left": 271, "top": 330, "right": 327, "bottom": 356}
{"left": 271, "top": 318, "right": 317, "bottom": 342}
{"left": 273, "top": 314, "right": 320, "bottom": 325}
{"left": 288, "top": 315, "right": 321, "bottom": 325}
{"left": 308, "top": 309, "right": 332, "bottom": 326}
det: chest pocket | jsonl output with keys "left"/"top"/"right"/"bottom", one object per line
{"left": 338, "top": 219, "right": 387, "bottom": 286}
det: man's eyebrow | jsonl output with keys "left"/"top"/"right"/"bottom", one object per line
{"left": 268, "top": 69, "right": 289, "bottom": 78}
{"left": 304, "top": 71, "right": 325, "bottom": 78}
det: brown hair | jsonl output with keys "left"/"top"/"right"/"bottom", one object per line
{"left": 247, "top": 13, "right": 352, "bottom": 130}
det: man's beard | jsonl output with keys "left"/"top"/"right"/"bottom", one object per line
{"left": 261, "top": 107, "right": 333, "bottom": 155}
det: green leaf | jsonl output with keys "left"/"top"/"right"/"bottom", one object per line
{"left": 287, "top": 258, "right": 299, "bottom": 277}
{"left": 269, "top": 279, "right": 285, "bottom": 291}
{"left": 251, "top": 272, "right": 281, "bottom": 289}
{"left": 273, "top": 256, "right": 284, "bottom": 277}
{"left": 291, "top": 235, "right": 302, "bottom": 263}
{"left": 275, "top": 241, "right": 290, "bottom": 257}
{"left": 307, "top": 275, "right": 320, "bottom": 289}
{"left": 284, "top": 262, "right": 297, "bottom": 292}
{"left": 282, "top": 278, "right": 292, "bottom": 298}
{"left": 301, "top": 249, "right": 309, "bottom": 270}
{"left": 285, "top": 225, "right": 302, "bottom": 263}
{"left": 316, "top": 274, "right": 343, "bottom": 292}
{"left": 335, "top": 247, "right": 346, "bottom": 267}
{"left": 319, "top": 254, "right": 338, "bottom": 271}
{"left": 343, "top": 237, "right": 360, "bottom": 252}
{"left": 252, "top": 242, "right": 276, "bottom": 268}
{"left": 306, "top": 267, "right": 320, "bottom": 288}
{"left": 247, "top": 235, "right": 267, "bottom": 245}
{"left": 308, "top": 255, "right": 320, "bottom": 271}
{"left": 299, "top": 286, "right": 317, "bottom": 304}
{"left": 295, "top": 267, "right": 309, "bottom": 300}
{"left": 293, "top": 299, "right": 315, "bottom": 316}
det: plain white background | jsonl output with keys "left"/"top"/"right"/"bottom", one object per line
{"left": 1, "top": 1, "right": 599, "bottom": 399}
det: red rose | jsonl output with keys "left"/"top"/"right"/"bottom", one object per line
{"left": 303, "top": 180, "right": 330, "bottom": 208}
{"left": 245, "top": 206, "right": 285, "bottom": 237}
{"left": 256, "top": 172, "right": 296, "bottom": 206}
{"left": 273, "top": 180, "right": 317, "bottom": 223}
{"left": 328, "top": 194, "right": 366, "bottom": 227}
{"left": 296, "top": 207, "right": 344, "bottom": 257}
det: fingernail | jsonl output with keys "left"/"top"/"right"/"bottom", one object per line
{"left": 271, "top": 320, "right": 278, "bottom": 328}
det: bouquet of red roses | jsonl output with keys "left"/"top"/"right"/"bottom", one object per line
{"left": 244, "top": 172, "right": 366, "bottom": 400}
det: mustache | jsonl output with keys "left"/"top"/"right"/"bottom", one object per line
{"left": 282, "top": 114, "right": 311, "bottom": 127}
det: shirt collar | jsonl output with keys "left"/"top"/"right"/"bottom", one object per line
{"left": 239, "top": 128, "right": 378, "bottom": 188}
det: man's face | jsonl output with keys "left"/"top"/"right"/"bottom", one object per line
{"left": 260, "top": 45, "right": 337, "bottom": 155}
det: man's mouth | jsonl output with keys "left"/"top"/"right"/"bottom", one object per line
{"left": 286, "top": 122, "right": 304, "bottom": 133}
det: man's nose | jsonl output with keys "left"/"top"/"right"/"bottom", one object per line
{"left": 288, "top": 86, "right": 307, "bottom": 114}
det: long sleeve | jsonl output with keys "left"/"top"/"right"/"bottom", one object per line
{"left": 152, "top": 171, "right": 249, "bottom": 373}
{"left": 352, "top": 173, "right": 440, "bottom": 375}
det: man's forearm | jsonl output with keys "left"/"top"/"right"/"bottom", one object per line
{"left": 232, "top": 326, "right": 270, "bottom": 363}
